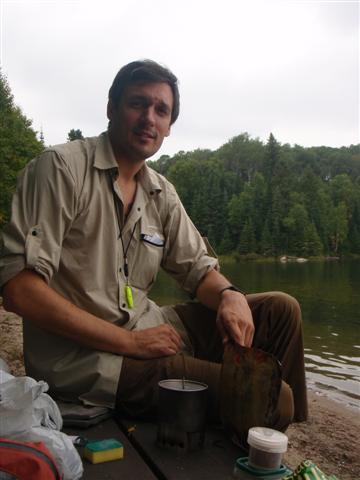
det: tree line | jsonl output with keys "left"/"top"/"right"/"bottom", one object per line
{"left": 0, "top": 72, "right": 44, "bottom": 226}
{"left": 1, "top": 71, "right": 360, "bottom": 257}
{"left": 0, "top": 72, "right": 85, "bottom": 228}
{"left": 148, "top": 134, "right": 360, "bottom": 257}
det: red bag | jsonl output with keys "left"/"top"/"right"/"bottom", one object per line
{"left": 0, "top": 438, "right": 61, "bottom": 480}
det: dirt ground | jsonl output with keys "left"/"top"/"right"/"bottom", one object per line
{"left": 0, "top": 306, "right": 359, "bottom": 479}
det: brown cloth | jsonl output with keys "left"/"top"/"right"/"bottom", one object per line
{"left": 116, "top": 291, "right": 307, "bottom": 427}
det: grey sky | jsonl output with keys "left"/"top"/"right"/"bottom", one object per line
{"left": 0, "top": 0, "right": 359, "bottom": 159}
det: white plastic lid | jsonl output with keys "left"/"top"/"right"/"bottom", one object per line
{"left": 247, "top": 427, "right": 288, "bottom": 453}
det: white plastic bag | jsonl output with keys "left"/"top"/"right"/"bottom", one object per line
{"left": 0, "top": 366, "right": 83, "bottom": 480}
{"left": 0, "top": 358, "right": 10, "bottom": 373}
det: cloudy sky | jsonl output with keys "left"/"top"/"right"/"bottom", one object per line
{"left": 0, "top": 0, "right": 359, "bottom": 158}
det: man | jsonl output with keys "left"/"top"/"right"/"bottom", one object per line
{"left": 0, "top": 60, "right": 307, "bottom": 433}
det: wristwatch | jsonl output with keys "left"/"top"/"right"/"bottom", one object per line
{"left": 219, "top": 285, "right": 246, "bottom": 296}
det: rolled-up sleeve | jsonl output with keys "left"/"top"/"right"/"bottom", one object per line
{"left": 161, "top": 182, "right": 219, "bottom": 295}
{"left": 0, "top": 150, "right": 77, "bottom": 291}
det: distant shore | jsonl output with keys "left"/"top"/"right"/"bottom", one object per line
{"left": 0, "top": 306, "right": 359, "bottom": 479}
{"left": 219, "top": 253, "right": 360, "bottom": 263}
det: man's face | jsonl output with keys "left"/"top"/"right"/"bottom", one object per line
{"left": 107, "top": 82, "right": 173, "bottom": 162}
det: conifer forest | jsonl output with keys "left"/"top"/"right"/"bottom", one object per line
{"left": 149, "top": 134, "right": 360, "bottom": 257}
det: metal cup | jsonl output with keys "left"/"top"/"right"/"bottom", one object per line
{"left": 156, "top": 379, "right": 208, "bottom": 452}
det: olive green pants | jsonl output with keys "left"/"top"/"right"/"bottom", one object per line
{"left": 116, "top": 291, "right": 308, "bottom": 429}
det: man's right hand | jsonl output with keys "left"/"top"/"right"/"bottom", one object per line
{"left": 3, "top": 270, "right": 183, "bottom": 360}
{"left": 128, "top": 325, "right": 183, "bottom": 359}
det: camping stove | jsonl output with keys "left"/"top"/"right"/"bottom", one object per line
{"left": 157, "top": 423, "right": 205, "bottom": 451}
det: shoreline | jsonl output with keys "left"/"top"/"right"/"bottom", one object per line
{"left": 219, "top": 253, "right": 360, "bottom": 264}
{"left": 306, "top": 380, "right": 359, "bottom": 414}
{"left": 0, "top": 308, "right": 359, "bottom": 479}
{"left": 285, "top": 390, "right": 359, "bottom": 479}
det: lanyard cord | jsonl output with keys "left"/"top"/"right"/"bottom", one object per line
{"left": 112, "top": 185, "right": 137, "bottom": 283}
{"left": 120, "top": 227, "right": 136, "bottom": 280}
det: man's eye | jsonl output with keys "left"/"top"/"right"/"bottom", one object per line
{"left": 130, "top": 100, "right": 142, "bottom": 108}
{"left": 157, "top": 106, "right": 169, "bottom": 116}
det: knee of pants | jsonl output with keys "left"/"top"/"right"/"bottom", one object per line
{"left": 271, "top": 381, "right": 294, "bottom": 432}
{"left": 270, "top": 291, "right": 302, "bottom": 328}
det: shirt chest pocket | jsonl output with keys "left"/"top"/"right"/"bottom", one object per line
{"left": 130, "top": 223, "right": 165, "bottom": 291}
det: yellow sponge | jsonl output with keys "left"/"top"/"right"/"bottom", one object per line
{"left": 83, "top": 438, "right": 124, "bottom": 464}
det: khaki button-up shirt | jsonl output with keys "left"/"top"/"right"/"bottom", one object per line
{"left": 0, "top": 132, "right": 218, "bottom": 407}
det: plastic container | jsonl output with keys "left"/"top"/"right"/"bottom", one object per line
{"left": 233, "top": 457, "right": 292, "bottom": 479}
{"left": 247, "top": 427, "right": 288, "bottom": 470}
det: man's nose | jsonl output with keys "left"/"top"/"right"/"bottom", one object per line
{"left": 141, "top": 106, "right": 155, "bottom": 125}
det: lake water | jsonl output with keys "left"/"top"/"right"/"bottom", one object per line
{"left": 150, "top": 259, "right": 360, "bottom": 409}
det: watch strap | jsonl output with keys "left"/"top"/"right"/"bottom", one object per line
{"left": 219, "top": 285, "right": 246, "bottom": 296}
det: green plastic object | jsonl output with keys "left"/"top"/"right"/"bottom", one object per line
{"left": 281, "top": 460, "right": 339, "bottom": 479}
{"left": 125, "top": 285, "right": 134, "bottom": 308}
{"left": 85, "top": 439, "right": 123, "bottom": 452}
{"left": 234, "top": 457, "right": 292, "bottom": 479}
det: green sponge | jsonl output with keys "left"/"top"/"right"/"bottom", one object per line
{"left": 83, "top": 438, "right": 124, "bottom": 464}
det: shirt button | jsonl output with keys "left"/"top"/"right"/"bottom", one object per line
{"left": 122, "top": 303, "right": 126, "bottom": 308}
{"left": 32, "top": 230, "right": 37, "bottom": 236}
{"left": 119, "top": 267, "right": 122, "bottom": 272}
{"left": 150, "top": 191, "right": 154, "bottom": 195}
{"left": 137, "top": 207, "right": 141, "bottom": 211}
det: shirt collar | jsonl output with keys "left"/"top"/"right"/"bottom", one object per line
{"left": 94, "top": 131, "right": 162, "bottom": 195}
{"left": 93, "top": 131, "right": 118, "bottom": 170}
{"left": 137, "top": 164, "right": 162, "bottom": 195}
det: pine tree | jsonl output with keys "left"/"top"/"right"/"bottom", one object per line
{"left": 218, "top": 227, "right": 234, "bottom": 254}
{"left": 238, "top": 220, "right": 257, "bottom": 254}
{"left": 67, "top": 128, "right": 84, "bottom": 141}
{"left": 264, "top": 133, "right": 281, "bottom": 183}
{"left": 270, "top": 187, "right": 284, "bottom": 255}
{"left": 328, "top": 202, "right": 348, "bottom": 254}
{"left": 303, "top": 223, "right": 323, "bottom": 256}
{"left": 260, "top": 220, "right": 273, "bottom": 256}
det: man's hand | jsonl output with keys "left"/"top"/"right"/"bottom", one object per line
{"left": 195, "top": 269, "right": 255, "bottom": 347}
{"left": 216, "top": 290, "right": 254, "bottom": 347}
{"left": 128, "top": 324, "right": 183, "bottom": 359}
{"left": 2, "top": 270, "right": 182, "bottom": 359}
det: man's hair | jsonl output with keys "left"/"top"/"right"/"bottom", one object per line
{"left": 108, "top": 60, "right": 180, "bottom": 125}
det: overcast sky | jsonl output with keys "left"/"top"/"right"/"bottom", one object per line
{"left": 0, "top": 0, "right": 359, "bottom": 158}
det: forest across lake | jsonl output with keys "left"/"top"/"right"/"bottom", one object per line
{"left": 149, "top": 134, "right": 360, "bottom": 259}
{"left": 150, "top": 259, "right": 360, "bottom": 409}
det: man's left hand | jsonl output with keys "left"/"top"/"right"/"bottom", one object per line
{"left": 216, "top": 290, "right": 254, "bottom": 347}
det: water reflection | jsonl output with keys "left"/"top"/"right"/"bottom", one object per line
{"left": 150, "top": 259, "right": 360, "bottom": 408}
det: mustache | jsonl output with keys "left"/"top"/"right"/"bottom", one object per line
{"left": 133, "top": 125, "right": 157, "bottom": 139}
